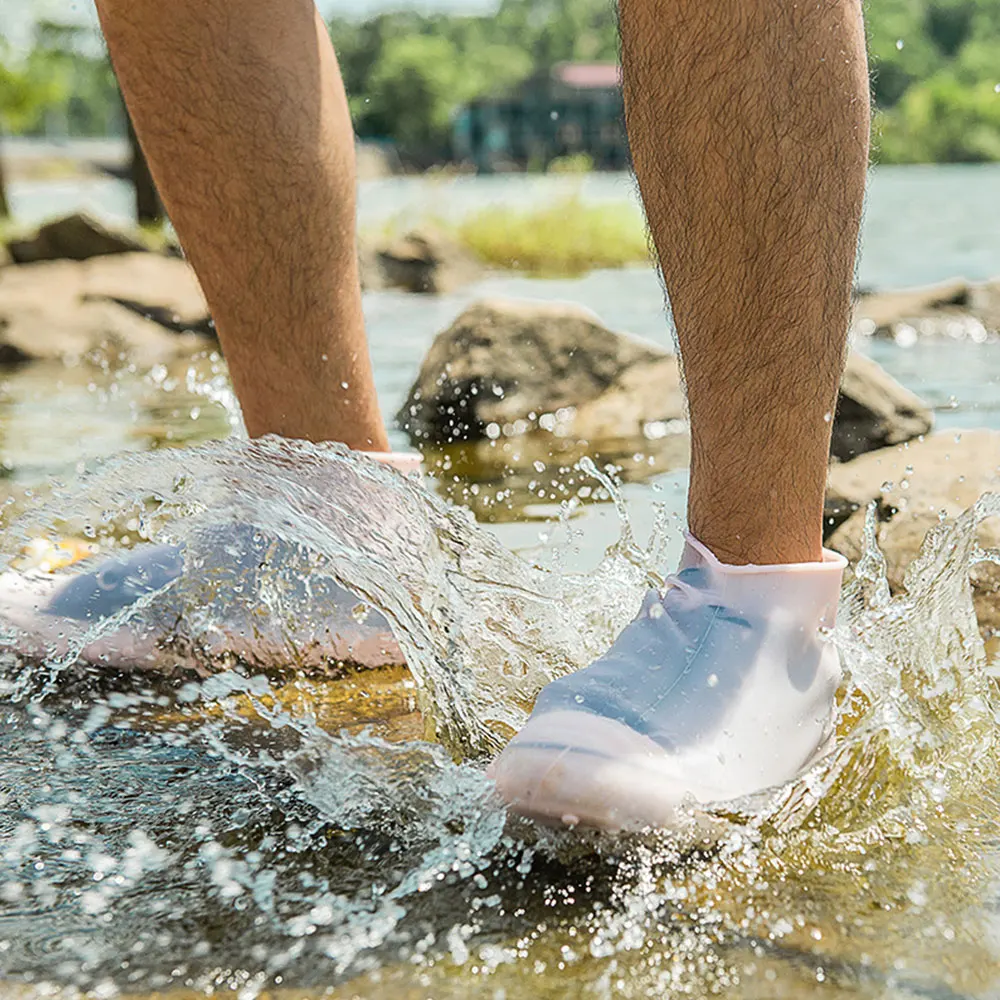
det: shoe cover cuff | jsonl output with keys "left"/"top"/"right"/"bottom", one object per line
{"left": 362, "top": 451, "right": 423, "bottom": 475}
{"left": 680, "top": 531, "right": 846, "bottom": 629}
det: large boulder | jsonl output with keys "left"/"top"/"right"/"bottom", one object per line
{"left": 400, "top": 299, "right": 933, "bottom": 457}
{"left": 398, "top": 299, "right": 684, "bottom": 445}
{"left": 7, "top": 212, "right": 147, "bottom": 264}
{"left": 826, "top": 430, "right": 1000, "bottom": 633}
{"left": 854, "top": 277, "right": 1000, "bottom": 343}
{"left": 0, "top": 253, "right": 213, "bottom": 367}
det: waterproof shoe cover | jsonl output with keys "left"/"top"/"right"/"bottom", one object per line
{"left": 491, "top": 534, "right": 846, "bottom": 832}
{"left": 0, "top": 451, "right": 421, "bottom": 674}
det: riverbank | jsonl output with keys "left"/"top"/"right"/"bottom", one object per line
{"left": 7, "top": 165, "right": 1000, "bottom": 289}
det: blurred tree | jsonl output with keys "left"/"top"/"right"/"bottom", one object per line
{"left": 877, "top": 73, "right": 1000, "bottom": 161}
{"left": 0, "top": 38, "right": 70, "bottom": 217}
{"left": 363, "top": 35, "right": 463, "bottom": 160}
{"left": 925, "top": 0, "right": 977, "bottom": 55}
{"left": 3, "top": 0, "right": 1000, "bottom": 174}
{"left": 495, "top": 0, "right": 619, "bottom": 66}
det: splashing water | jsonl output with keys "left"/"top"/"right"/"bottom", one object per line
{"left": 2, "top": 437, "right": 1000, "bottom": 998}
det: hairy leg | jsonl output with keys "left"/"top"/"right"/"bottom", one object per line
{"left": 620, "top": 0, "right": 870, "bottom": 564}
{"left": 96, "top": 0, "right": 388, "bottom": 450}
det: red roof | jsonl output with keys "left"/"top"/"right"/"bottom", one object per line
{"left": 553, "top": 63, "right": 621, "bottom": 90}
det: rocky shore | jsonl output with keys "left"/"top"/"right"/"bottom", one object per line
{"left": 6, "top": 212, "right": 1000, "bottom": 634}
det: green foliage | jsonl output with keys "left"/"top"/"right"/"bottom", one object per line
{"left": 547, "top": 152, "right": 595, "bottom": 173}
{"left": 0, "top": 21, "right": 120, "bottom": 137}
{"left": 876, "top": 74, "right": 1000, "bottom": 161}
{"left": 457, "top": 194, "right": 649, "bottom": 276}
{"left": 2, "top": 0, "right": 999, "bottom": 163}
{"left": 868, "top": 0, "right": 1000, "bottom": 162}
{"left": 0, "top": 43, "right": 68, "bottom": 133}
{"left": 330, "top": 0, "right": 617, "bottom": 163}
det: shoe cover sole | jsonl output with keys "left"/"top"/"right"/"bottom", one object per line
{"left": 490, "top": 710, "right": 739, "bottom": 834}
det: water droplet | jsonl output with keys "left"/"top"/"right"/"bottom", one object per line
{"left": 895, "top": 38, "right": 904, "bottom": 49}
{"left": 707, "top": 673, "right": 719, "bottom": 688}
{"left": 340, "top": 381, "right": 349, "bottom": 390}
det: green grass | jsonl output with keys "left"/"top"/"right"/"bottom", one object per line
{"left": 456, "top": 194, "right": 652, "bottom": 277}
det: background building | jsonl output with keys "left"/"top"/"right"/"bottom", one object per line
{"left": 453, "top": 62, "right": 629, "bottom": 173}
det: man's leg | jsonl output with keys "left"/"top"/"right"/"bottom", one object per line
{"left": 493, "top": 0, "right": 870, "bottom": 828}
{"left": 622, "top": 0, "right": 870, "bottom": 565}
{"left": 96, "top": 0, "right": 388, "bottom": 450}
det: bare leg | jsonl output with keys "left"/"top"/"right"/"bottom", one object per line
{"left": 95, "top": 0, "right": 388, "bottom": 450}
{"left": 621, "top": 0, "right": 870, "bottom": 564}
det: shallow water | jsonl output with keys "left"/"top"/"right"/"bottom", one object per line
{"left": 3, "top": 436, "right": 1000, "bottom": 999}
{"left": 5, "top": 165, "right": 1000, "bottom": 996}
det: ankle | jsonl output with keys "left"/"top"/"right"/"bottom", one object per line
{"left": 687, "top": 514, "right": 824, "bottom": 566}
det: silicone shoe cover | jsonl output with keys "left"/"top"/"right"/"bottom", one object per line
{"left": 491, "top": 533, "right": 846, "bottom": 832}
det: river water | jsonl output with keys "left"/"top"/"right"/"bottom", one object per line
{"left": 2, "top": 167, "right": 1000, "bottom": 997}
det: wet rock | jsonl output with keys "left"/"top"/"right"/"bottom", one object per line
{"left": 832, "top": 351, "right": 933, "bottom": 461}
{"left": 0, "top": 254, "right": 212, "bottom": 367}
{"left": 7, "top": 212, "right": 147, "bottom": 264}
{"left": 359, "top": 229, "right": 481, "bottom": 294}
{"left": 826, "top": 430, "right": 1000, "bottom": 633}
{"left": 398, "top": 298, "right": 684, "bottom": 445}
{"left": 77, "top": 252, "right": 212, "bottom": 334}
{"left": 400, "top": 299, "right": 932, "bottom": 457}
{"left": 969, "top": 278, "right": 1000, "bottom": 333}
{"left": 854, "top": 277, "right": 1000, "bottom": 343}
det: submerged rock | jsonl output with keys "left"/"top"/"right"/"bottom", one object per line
{"left": 401, "top": 299, "right": 932, "bottom": 460}
{"left": 0, "top": 253, "right": 212, "bottom": 366}
{"left": 826, "top": 429, "right": 1000, "bottom": 633}
{"left": 854, "top": 277, "right": 1000, "bottom": 343}
{"left": 7, "top": 212, "right": 147, "bottom": 264}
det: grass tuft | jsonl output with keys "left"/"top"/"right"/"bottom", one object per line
{"left": 456, "top": 194, "right": 651, "bottom": 277}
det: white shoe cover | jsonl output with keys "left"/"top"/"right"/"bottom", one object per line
{"left": 0, "top": 450, "right": 421, "bottom": 672}
{"left": 491, "top": 534, "right": 846, "bottom": 833}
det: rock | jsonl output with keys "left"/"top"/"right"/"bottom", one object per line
{"left": 357, "top": 234, "right": 389, "bottom": 292}
{"left": 359, "top": 229, "right": 481, "bottom": 295}
{"left": 398, "top": 299, "right": 684, "bottom": 445}
{"left": 401, "top": 299, "right": 932, "bottom": 458}
{"left": 854, "top": 277, "right": 999, "bottom": 343}
{"left": 0, "top": 254, "right": 213, "bottom": 367}
{"left": 831, "top": 351, "right": 933, "bottom": 462}
{"left": 375, "top": 230, "right": 481, "bottom": 294}
{"left": 826, "top": 429, "right": 1000, "bottom": 526}
{"left": 968, "top": 278, "right": 1000, "bottom": 334}
{"left": 826, "top": 430, "right": 1000, "bottom": 633}
{"left": 77, "top": 252, "right": 212, "bottom": 334}
{"left": 7, "top": 212, "right": 147, "bottom": 264}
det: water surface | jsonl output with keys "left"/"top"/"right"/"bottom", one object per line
{"left": 3, "top": 167, "right": 1000, "bottom": 997}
